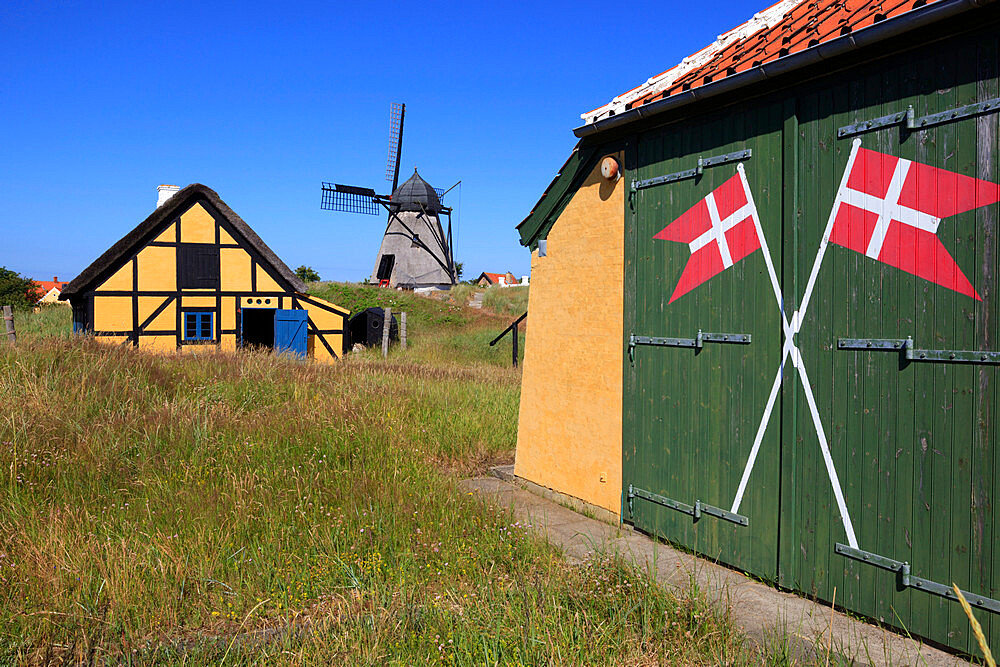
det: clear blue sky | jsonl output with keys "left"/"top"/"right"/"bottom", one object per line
{"left": 2, "top": 1, "right": 758, "bottom": 283}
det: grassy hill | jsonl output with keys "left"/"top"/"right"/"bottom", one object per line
{"left": 309, "top": 282, "right": 525, "bottom": 367}
{"left": 0, "top": 295, "right": 757, "bottom": 665}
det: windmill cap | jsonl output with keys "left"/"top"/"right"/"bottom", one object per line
{"left": 390, "top": 168, "right": 442, "bottom": 213}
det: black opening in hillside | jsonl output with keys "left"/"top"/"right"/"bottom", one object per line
{"left": 241, "top": 308, "right": 275, "bottom": 349}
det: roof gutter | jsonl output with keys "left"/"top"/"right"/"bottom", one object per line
{"left": 573, "top": 0, "right": 996, "bottom": 138}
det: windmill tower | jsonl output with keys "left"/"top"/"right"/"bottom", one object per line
{"left": 321, "top": 103, "right": 458, "bottom": 289}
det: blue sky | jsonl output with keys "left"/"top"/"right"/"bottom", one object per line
{"left": 2, "top": 1, "right": 759, "bottom": 283}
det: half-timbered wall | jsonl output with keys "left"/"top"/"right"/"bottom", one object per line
{"left": 76, "top": 198, "right": 347, "bottom": 362}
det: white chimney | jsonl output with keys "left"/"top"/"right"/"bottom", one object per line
{"left": 157, "top": 184, "right": 180, "bottom": 208}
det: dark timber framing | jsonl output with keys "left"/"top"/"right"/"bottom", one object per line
{"left": 60, "top": 183, "right": 347, "bottom": 355}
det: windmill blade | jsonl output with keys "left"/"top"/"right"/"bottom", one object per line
{"left": 436, "top": 180, "right": 461, "bottom": 201}
{"left": 386, "top": 102, "right": 405, "bottom": 191}
{"left": 320, "top": 183, "right": 380, "bottom": 215}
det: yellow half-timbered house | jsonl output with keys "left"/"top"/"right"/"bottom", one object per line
{"left": 60, "top": 183, "right": 348, "bottom": 362}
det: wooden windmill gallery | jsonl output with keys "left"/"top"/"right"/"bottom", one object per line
{"left": 321, "top": 103, "right": 459, "bottom": 290}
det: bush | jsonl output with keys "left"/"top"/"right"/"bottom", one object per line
{"left": 0, "top": 267, "right": 41, "bottom": 311}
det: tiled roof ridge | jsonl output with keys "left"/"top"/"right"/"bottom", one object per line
{"left": 583, "top": 0, "right": 803, "bottom": 123}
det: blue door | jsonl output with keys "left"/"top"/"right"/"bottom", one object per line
{"left": 274, "top": 309, "right": 308, "bottom": 358}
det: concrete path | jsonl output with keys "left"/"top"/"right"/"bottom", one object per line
{"left": 461, "top": 474, "right": 969, "bottom": 666}
{"left": 468, "top": 291, "right": 484, "bottom": 309}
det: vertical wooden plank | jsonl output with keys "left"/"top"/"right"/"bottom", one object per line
{"left": 888, "top": 47, "right": 920, "bottom": 637}
{"left": 861, "top": 62, "right": 887, "bottom": 625}
{"left": 779, "top": 93, "right": 799, "bottom": 589}
{"left": 977, "top": 30, "right": 1000, "bottom": 656}
{"left": 908, "top": 45, "right": 937, "bottom": 641}
{"left": 623, "top": 131, "right": 639, "bottom": 522}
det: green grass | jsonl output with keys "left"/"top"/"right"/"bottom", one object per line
{"left": 0, "top": 303, "right": 836, "bottom": 665}
{"left": 481, "top": 286, "right": 528, "bottom": 317}
{"left": 309, "top": 282, "right": 524, "bottom": 368}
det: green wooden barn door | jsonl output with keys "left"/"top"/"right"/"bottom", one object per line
{"left": 624, "top": 104, "right": 786, "bottom": 579}
{"left": 783, "top": 40, "right": 1000, "bottom": 655}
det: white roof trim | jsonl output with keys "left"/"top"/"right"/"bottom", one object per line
{"left": 582, "top": 0, "right": 802, "bottom": 125}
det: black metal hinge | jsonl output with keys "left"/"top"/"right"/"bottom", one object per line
{"left": 839, "top": 96, "right": 1000, "bottom": 138}
{"left": 837, "top": 336, "right": 1000, "bottom": 365}
{"left": 631, "top": 149, "right": 751, "bottom": 191}
{"left": 629, "top": 330, "right": 750, "bottom": 363}
{"left": 627, "top": 484, "right": 748, "bottom": 527}
{"left": 835, "top": 543, "right": 1000, "bottom": 614}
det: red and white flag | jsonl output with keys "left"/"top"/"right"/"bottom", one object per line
{"left": 829, "top": 146, "right": 1000, "bottom": 301}
{"left": 654, "top": 170, "right": 762, "bottom": 303}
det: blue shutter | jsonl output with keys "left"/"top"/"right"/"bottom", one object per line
{"left": 273, "top": 309, "right": 308, "bottom": 357}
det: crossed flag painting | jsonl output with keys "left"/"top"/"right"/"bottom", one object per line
{"left": 656, "top": 143, "right": 1000, "bottom": 303}
{"left": 653, "top": 167, "right": 764, "bottom": 304}
{"left": 650, "top": 139, "right": 1000, "bottom": 548}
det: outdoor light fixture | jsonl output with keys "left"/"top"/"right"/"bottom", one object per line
{"left": 601, "top": 156, "right": 620, "bottom": 182}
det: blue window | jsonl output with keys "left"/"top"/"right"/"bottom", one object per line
{"left": 184, "top": 311, "right": 214, "bottom": 341}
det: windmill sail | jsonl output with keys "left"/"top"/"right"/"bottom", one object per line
{"left": 320, "top": 183, "right": 380, "bottom": 215}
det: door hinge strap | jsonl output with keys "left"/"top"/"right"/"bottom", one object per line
{"left": 629, "top": 331, "right": 750, "bottom": 363}
{"left": 631, "top": 149, "right": 751, "bottom": 191}
{"left": 627, "top": 484, "right": 749, "bottom": 526}
{"left": 837, "top": 336, "right": 1000, "bottom": 365}
{"left": 835, "top": 543, "right": 1000, "bottom": 614}
{"left": 838, "top": 96, "right": 1000, "bottom": 138}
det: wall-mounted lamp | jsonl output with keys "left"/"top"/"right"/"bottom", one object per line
{"left": 601, "top": 156, "right": 620, "bottom": 182}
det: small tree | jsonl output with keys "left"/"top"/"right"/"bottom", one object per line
{"left": 454, "top": 262, "right": 464, "bottom": 281}
{"left": 295, "top": 266, "right": 321, "bottom": 283}
{"left": 0, "top": 267, "right": 41, "bottom": 311}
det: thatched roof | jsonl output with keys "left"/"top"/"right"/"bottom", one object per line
{"left": 61, "top": 183, "right": 306, "bottom": 298}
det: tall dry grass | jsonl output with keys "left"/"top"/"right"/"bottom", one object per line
{"left": 0, "top": 304, "right": 852, "bottom": 665}
{"left": 0, "top": 309, "right": 764, "bottom": 665}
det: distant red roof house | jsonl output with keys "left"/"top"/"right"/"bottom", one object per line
{"left": 33, "top": 276, "right": 70, "bottom": 304}
{"left": 476, "top": 271, "right": 519, "bottom": 287}
{"left": 581, "top": 0, "right": 944, "bottom": 127}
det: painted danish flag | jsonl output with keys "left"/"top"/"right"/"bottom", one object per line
{"left": 654, "top": 170, "right": 762, "bottom": 303}
{"left": 829, "top": 147, "right": 1000, "bottom": 301}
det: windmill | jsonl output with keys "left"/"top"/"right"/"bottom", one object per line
{"left": 321, "top": 103, "right": 459, "bottom": 289}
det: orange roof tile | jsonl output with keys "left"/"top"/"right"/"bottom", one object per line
{"left": 33, "top": 279, "right": 69, "bottom": 295}
{"left": 582, "top": 0, "right": 943, "bottom": 125}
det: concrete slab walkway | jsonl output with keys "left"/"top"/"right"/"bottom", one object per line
{"left": 461, "top": 474, "right": 969, "bottom": 666}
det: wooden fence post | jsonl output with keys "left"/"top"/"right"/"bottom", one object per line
{"left": 3, "top": 306, "right": 14, "bottom": 345}
{"left": 512, "top": 319, "right": 518, "bottom": 368}
{"left": 382, "top": 307, "right": 391, "bottom": 358}
{"left": 401, "top": 312, "right": 407, "bottom": 351}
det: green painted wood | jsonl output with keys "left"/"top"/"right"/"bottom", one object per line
{"left": 622, "top": 19, "right": 1000, "bottom": 656}
{"left": 625, "top": 101, "right": 784, "bottom": 579}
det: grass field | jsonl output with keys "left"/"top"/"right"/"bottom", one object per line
{"left": 0, "top": 298, "right": 816, "bottom": 665}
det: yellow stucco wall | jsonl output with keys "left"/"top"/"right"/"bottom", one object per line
{"left": 93, "top": 296, "right": 132, "bottom": 331}
{"left": 514, "top": 153, "right": 625, "bottom": 515}
{"left": 221, "top": 248, "right": 251, "bottom": 291}
{"left": 255, "top": 265, "right": 282, "bottom": 292}
{"left": 98, "top": 262, "right": 133, "bottom": 292}
{"left": 137, "top": 246, "right": 175, "bottom": 291}
{"left": 179, "top": 203, "right": 215, "bottom": 244}
{"left": 153, "top": 223, "right": 176, "bottom": 244}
